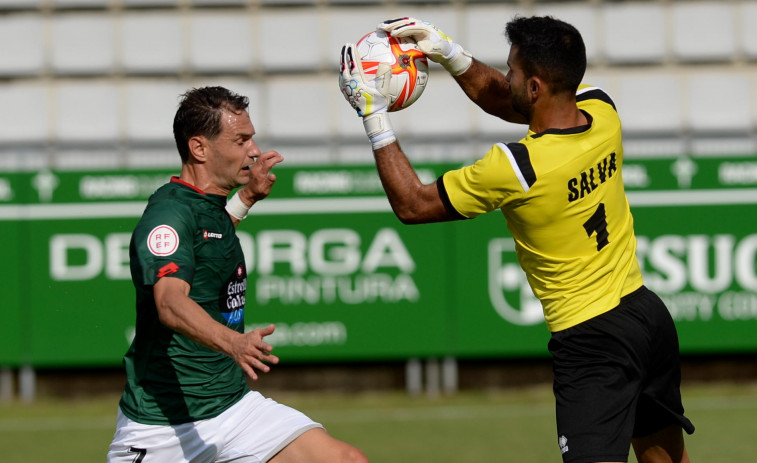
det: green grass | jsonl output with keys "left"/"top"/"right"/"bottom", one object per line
{"left": 1, "top": 382, "right": 756, "bottom": 462}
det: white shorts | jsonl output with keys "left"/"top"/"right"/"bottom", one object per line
{"left": 107, "top": 391, "right": 323, "bottom": 463}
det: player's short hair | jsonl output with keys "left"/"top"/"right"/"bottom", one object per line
{"left": 505, "top": 16, "right": 586, "bottom": 95}
{"left": 173, "top": 86, "right": 249, "bottom": 163}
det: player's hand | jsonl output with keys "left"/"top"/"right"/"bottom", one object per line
{"left": 230, "top": 324, "right": 279, "bottom": 381}
{"left": 339, "top": 43, "right": 390, "bottom": 117}
{"left": 238, "top": 150, "right": 283, "bottom": 204}
{"left": 378, "top": 17, "right": 473, "bottom": 76}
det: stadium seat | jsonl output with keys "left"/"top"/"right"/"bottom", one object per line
{"left": 602, "top": 2, "right": 666, "bottom": 64}
{"left": 52, "top": 0, "right": 110, "bottom": 7}
{"left": 124, "top": 80, "right": 190, "bottom": 142}
{"left": 533, "top": 3, "right": 599, "bottom": 64}
{"left": 0, "top": 83, "right": 50, "bottom": 142}
{"left": 686, "top": 72, "right": 751, "bottom": 133}
{"left": 265, "top": 76, "right": 332, "bottom": 139}
{"left": 741, "top": 2, "right": 757, "bottom": 59}
{"left": 672, "top": 1, "right": 736, "bottom": 62}
{"left": 51, "top": 13, "right": 115, "bottom": 74}
{"left": 329, "top": 0, "right": 382, "bottom": 4}
{"left": 259, "top": 9, "right": 321, "bottom": 72}
{"left": 615, "top": 73, "right": 683, "bottom": 135}
{"left": 261, "top": 0, "right": 318, "bottom": 5}
{"left": 121, "top": 12, "right": 183, "bottom": 74}
{"left": 325, "top": 8, "right": 388, "bottom": 64}
{"left": 0, "top": 0, "right": 43, "bottom": 9}
{"left": 0, "top": 14, "right": 45, "bottom": 76}
{"left": 394, "top": 76, "right": 473, "bottom": 137}
{"left": 192, "top": 0, "right": 247, "bottom": 5}
{"left": 122, "top": 0, "right": 178, "bottom": 5}
{"left": 54, "top": 82, "right": 120, "bottom": 142}
{"left": 188, "top": 12, "right": 255, "bottom": 73}
{"left": 462, "top": 5, "right": 519, "bottom": 66}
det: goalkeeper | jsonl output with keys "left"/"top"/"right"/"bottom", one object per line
{"left": 339, "top": 15, "right": 694, "bottom": 463}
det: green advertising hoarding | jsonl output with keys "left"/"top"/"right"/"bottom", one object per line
{"left": 1, "top": 155, "right": 756, "bottom": 367}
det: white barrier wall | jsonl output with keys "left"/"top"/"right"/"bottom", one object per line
{"left": 0, "top": 0, "right": 756, "bottom": 169}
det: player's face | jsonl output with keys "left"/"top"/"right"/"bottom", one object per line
{"left": 505, "top": 46, "right": 532, "bottom": 121}
{"left": 205, "top": 109, "right": 261, "bottom": 193}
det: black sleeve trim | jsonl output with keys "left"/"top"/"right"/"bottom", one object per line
{"left": 506, "top": 143, "right": 537, "bottom": 189}
{"left": 577, "top": 88, "right": 617, "bottom": 111}
{"left": 436, "top": 175, "right": 468, "bottom": 220}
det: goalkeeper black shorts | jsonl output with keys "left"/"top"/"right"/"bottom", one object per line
{"left": 548, "top": 285, "right": 695, "bottom": 463}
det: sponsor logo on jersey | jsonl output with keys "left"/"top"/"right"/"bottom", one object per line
{"left": 157, "top": 262, "right": 179, "bottom": 278}
{"left": 203, "top": 230, "right": 223, "bottom": 240}
{"left": 147, "top": 224, "right": 179, "bottom": 256}
{"left": 220, "top": 263, "right": 247, "bottom": 325}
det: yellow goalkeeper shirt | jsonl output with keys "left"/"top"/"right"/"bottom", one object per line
{"left": 439, "top": 85, "right": 643, "bottom": 332}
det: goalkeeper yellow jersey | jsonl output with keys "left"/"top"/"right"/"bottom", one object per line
{"left": 439, "top": 85, "right": 643, "bottom": 332}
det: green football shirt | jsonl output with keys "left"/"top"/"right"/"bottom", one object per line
{"left": 119, "top": 177, "right": 248, "bottom": 425}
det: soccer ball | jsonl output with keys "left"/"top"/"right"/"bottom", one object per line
{"left": 355, "top": 30, "right": 429, "bottom": 112}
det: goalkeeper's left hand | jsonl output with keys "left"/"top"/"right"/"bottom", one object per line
{"left": 339, "top": 44, "right": 396, "bottom": 150}
{"left": 378, "top": 17, "right": 473, "bottom": 76}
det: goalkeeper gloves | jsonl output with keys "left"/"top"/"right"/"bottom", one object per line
{"left": 378, "top": 17, "right": 473, "bottom": 76}
{"left": 339, "top": 44, "right": 396, "bottom": 150}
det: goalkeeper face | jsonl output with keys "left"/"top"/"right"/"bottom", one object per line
{"left": 505, "top": 46, "right": 535, "bottom": 121}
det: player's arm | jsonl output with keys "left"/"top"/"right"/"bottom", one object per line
{"left": 372, "top": 141, "right": 456, "bottom": 224}
{"left": 226, "top": 150, "right": 283, "bottom": 227}
{"left": 339, "top": 43, "right": 459, "bottom": 224}
{"left": 379, "top": 17, "right": 527, "bottom": 124}
{"left": 453, "top": 58, "right": 528, "bottom": 124}
{"left": 153, "top": 276, "right": 279, "bottom": 380}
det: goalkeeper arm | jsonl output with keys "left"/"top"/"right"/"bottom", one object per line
{"left": 454, "top": 58, "right": 528, "bottom": 124}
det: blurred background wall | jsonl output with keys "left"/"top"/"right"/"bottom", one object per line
{"left": 1, "top": 0, "right": 756, "bottom": 167}
{"left": 1, "top": 0, "right": 756, "bottom": 400}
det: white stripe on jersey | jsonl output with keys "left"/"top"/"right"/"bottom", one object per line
{"left": 498, "top": 142, "right": 531, "bottom": 193}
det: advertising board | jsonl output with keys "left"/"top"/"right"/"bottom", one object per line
{"left": 1, "top": 154, "right": 755, "bottom": 366}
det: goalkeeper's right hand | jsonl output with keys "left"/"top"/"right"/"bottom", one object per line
{"left": 378, "top": 17, "right": 473, "bottom": 76}
{"left": 339, "top": 44, "right": 396, "bottom": 150}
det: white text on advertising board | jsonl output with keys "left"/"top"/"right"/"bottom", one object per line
{"left": 49, "top": 228, "right": 419, "bottom": 306}
{"left": 489, "top": 234, "right": 757, "bottom": 325}
{"left": 49, "top": 232, "right": 757, "bottom": 322}
{"left": 636, "top": 234, "right": 757, "bottom": 321}
{"left": 238, "top": 228, "right": 419, "bottom": 306}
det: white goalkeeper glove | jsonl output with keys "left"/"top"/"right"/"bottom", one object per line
{"left": 378, "top": 17, "right": 473, "bottom": 76}
{"left": 339, "top": 43, "right": 396, "bottom": 150}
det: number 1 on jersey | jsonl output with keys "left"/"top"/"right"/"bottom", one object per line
{"left": 583, "top": 203, "right": 609, "bottom": 251}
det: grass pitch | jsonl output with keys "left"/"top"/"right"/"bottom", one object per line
{"left": 1, "top": 382, "right": 755, "bottom": 462}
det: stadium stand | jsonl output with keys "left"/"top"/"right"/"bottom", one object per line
{"left": 0, "top": 0, "right": 754, "bottom": 171}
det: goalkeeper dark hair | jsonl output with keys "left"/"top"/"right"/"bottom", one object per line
{"left": 173, "top": 86, "right": 250, "bottom": 163}
{"left": 505, "top": 16, "right": 586, "bottom": 95}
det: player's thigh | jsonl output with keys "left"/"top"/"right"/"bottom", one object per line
{"left": 107, "top": 410, "right": 211, "bottom": 463}
{"left": 268, "top": 428, "right": 368, "bottom": 463}
{"left": 549, "top": 310, "right": 644, "bottom": 462}
{"left": 632, "top": 424, "right": 690, "bottom": 463}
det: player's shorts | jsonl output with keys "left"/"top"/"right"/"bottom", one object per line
{"left": 107, "top": 390, "right": 323, "bottom": 463}
{"left": 548, "top": 285, "right": 695, "bottom": 463}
